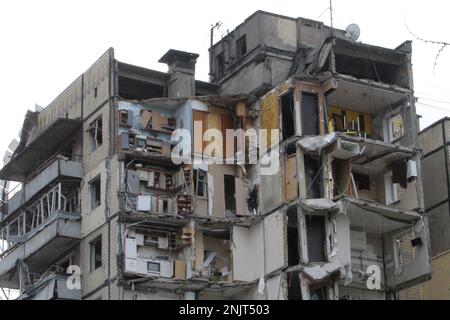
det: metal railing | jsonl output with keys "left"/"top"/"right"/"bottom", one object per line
{"left": 0, "top": 183, "right": 80, "bottom": 257}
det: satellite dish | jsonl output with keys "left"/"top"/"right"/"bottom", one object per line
{"left": 345, "top": 23, "right": 360, "bottom": 42}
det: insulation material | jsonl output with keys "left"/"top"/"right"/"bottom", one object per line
{"left": 260, "top": 91, "right": 280, "bottom": 148}
{"left": 296, "top": 133, "right": 337, "bottom": 153}
{"left": 300, "top": 199, "right": 338, "bottom": 212}
{"left": 284, "top": 156, "right": 298, "bottom": 202}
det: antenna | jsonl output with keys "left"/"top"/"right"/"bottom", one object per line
{"left": 329, "top": 0, "right": 334, "bottom": 36}
{"left": 209, "top": 21, "right": 223, "bottom": 81}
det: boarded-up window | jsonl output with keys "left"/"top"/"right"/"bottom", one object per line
{"left": 193, "top": 110, "right": 208, "bottom": 154}
{"left": 284, "top": 156, "right": 298, "bottom": 201}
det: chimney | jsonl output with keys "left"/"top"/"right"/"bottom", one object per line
{"left": 159, "top": 49, "right": 199, "bottom": 98}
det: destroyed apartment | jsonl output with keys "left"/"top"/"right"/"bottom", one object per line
{"left": 0, "top": 11, "right": 431, "bottom": 300}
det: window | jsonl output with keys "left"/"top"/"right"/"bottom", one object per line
{"left": 306, "top": 215, "right": 326, "bottom": 262}
{"left": 89, "top": 176, "right": 101, "bottom": 210}
{"left": 94, "top": 87, "right": 98, "bottom": 98}
{"left": 236, "top": 35, "right": 247, "bottom": 60}
{"left": 281, "top": 91, "right": 296, "bottom": 141}
{"left": 88, "top": 116, "right": 103, "bottom": 152}
{"left": 224, "top": 175, "right": 236, "bottom": 214}
{"left": 147, "top": 261, "right": 160, "bottom": 273}
{"left": 216, "top": 52, "right": 225, "bottom": 79}
{"left": 193, "top": 169, "right": 207, "bottom": 197}
{"left": 90, "top": 236, "right": 102, "bottom": 272}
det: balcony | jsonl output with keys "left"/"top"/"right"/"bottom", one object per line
{"left": 19, "top": 273, "right": 81, "bottom": 300}
{"left": 0, "top": 183, "right": 81, "bottom": 289}
{"left": 5, "top": 156, "right": 82, "bottom": 218}
{"left": 0, "top": 118, "right": 82, "bottom": 182}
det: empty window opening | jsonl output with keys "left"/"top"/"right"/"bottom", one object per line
{"left": 90, "top": 236, "right": 102, "bottom": 272}
{"left": 88, "top": 116, "right": 103, "bottom": 152}
{"left": 236, "top": 35, "right": 247, "bottom": 60}
{"left": 224, "top": 175, "right": 236, "bottom": 214}
{"left": 353, "top": 172, "right": 370, "bottom": 191}
{"left": 332, "top": 159, "right": 349, "bottom": 197}
{"left": 89, "top": 176, "right": 101, "bottom": 210}
{"left": 287, "top": 271, "right": 302, "bottom": 300}
{"left": 304, "top": 155, "right": 323, "bottom": 199}
{"left": 193, "top": 169, "right": 207, "bottom": 197}
{"left": 216, "top": 52, "right": 225, "bottom": 79}
{"left": 287, "top": 207, "right": 300, "bottom": 266}
{"left": 306, "top": 215, "right": 326, "bottom": 262}
{"left": 301, "top": 93, "right": 319, "bottom": 136}
{"left": 94, "top": 87, "right": 98, "bottom": 98}
{"left": 281, "top": 91, "right": 296, "bottom": 141}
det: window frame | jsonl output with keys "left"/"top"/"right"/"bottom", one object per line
{"left": 90, "top": 236, "right": 102, "bottom": 272}
{"left": 89, "top": 175, "right": 101, "bottom": 210}
{"left": 88, "top": 116, "right": 103, "bottom": 152}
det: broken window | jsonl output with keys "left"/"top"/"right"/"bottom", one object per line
{"left": 304, "top": 155, "right": 323, "bottom": 199}
{"left": 301, "top": 93, "right": 319, "bottom": 136}
{"left": 236, "top": 35, "right": 247, "bottom": 60}
{"left": 224, "top": 175, "right": 236, "bottom": 214}
{"left": 89, "top": 176, "right": 101, "bottom": 210}
{"left": 305, "top": 215, "right": 326, "bottom": 262}
{"left": 281, "top": 91, "right": 296, "bottom": 141}
{"left": 216, "top": 52, "right": 225, "bottom": 79}
{"left": 392, "top": 160, "right": 407, "bottom": 189}
{"left": 90, "top": 236, "right": 102, "bottom": 272}
{"left": 88, "top": 116, "right": 103, "bottom": 152}
{"left": 287, "top": 207, "right": 300, "bottom": 266}
{"left": 193, "top": 169, "right": 207, "bottom": 197}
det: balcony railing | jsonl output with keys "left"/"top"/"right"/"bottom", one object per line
{"left": 0, "top": 183, "right": 80, "bottom": 256}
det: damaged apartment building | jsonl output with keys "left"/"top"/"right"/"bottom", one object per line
{"left": 0, "top": 10, "right": 431, "bottom": 300}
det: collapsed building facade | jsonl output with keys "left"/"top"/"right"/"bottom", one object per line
{"left": 0, "top": 11, "right": 431, "bottom": 300}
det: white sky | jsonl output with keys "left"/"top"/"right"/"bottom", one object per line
{"left": 0, "top": 0, "right": 449, "bottom": 159}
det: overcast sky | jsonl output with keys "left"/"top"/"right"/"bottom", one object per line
{"left": 0, "top": 0, "right": 449, "bottom": 160}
